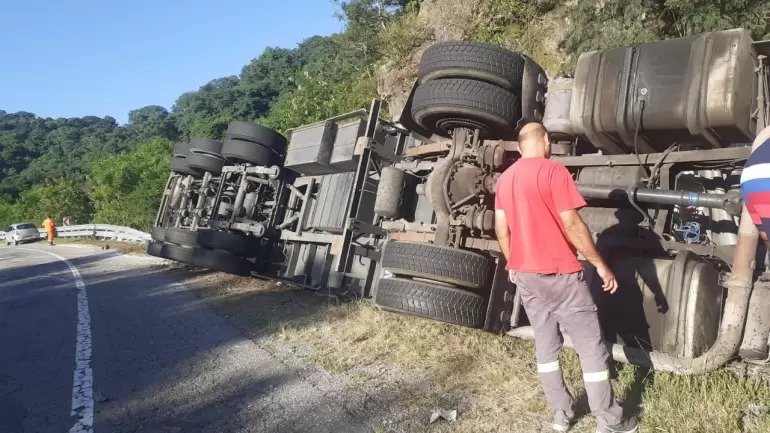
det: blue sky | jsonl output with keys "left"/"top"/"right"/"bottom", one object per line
{"left": 0, "top": 1, "right": 344, "bottom": 124}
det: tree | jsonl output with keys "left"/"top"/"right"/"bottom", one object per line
{"left": 565, "top": 0, "right": 770, "bottom": 58}
{"left": 127, "top": 105, "right": 178, "bottom": 140}
{"left": 0, "top": 111, "right": 121, "bottom": 199}
{"left": 14, "top": 179, "right": 93, "bottom": 225}
{"left": 240, "top": 47, "right": 301, "bottom": 97}
{"left": 334, "top": 0, "right": 411, "bottom": 66}
{"left": 661, "top": 0, "right": 770, "bottom": 39}
{"left": 0, "top": 201, "right": 20, "bottom": 228}
{"left": 171, "top": 76, "right": 274, "bottom": 139}
{"left": 261, "top": 71, "right": 377, "bottom": 133}
{"left": 89, "top": 138, "right": 172, "bottom": 230}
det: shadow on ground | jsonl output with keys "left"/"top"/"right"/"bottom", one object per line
{"left": 0, "top": 248, "right": 417, "bottom": 433}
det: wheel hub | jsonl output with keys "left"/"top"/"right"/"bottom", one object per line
{"left": 437, "top": 118, "right": 488, "bottom": 136}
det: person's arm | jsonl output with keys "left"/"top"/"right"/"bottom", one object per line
{"left": 495, "top": 210, "right": 516, "bottom": 283}
{"left": 551, "top": 164, "right": 618, "bottom": 293}
{"left": 494, "top": 179, "right": 514, "bottom": 282}
{"left": 494, "top": 210, "right": 511, "bottom": 263}
{"left": 559, "top": 209, "right": 617, "bottom": 293}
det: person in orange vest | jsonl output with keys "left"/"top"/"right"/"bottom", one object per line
{"left": 42, "top": 215, "right": 56, "bottom": 246}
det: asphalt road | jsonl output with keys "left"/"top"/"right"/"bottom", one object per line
{"left": 0, "top": 244, "right": 368, "bottom": 433}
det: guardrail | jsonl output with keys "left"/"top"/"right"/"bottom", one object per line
{"left": 0, "top": 224, "right": 151, "bottom": 243}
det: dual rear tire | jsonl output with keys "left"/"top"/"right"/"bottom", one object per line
{"left": 374, "top": 241, "right": 492, "bottom": 328}
{"left": 150, "top": 227, "right": 259, "bottom": 276}
{"left": 412, "top": 41, "right": 529, "bottom": 140}
{"left": 222, "top": 121, "right": 287, "bottom": 166}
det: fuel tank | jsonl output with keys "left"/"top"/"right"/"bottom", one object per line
{"left": 585, "top": 251, "right": 722, "bottom": 358}
{"left": 569, "top": 28, "right": 758, "bottom": 154}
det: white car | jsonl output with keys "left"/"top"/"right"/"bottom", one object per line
{"left": 4, "top": 222, "right": 40, "bottom": 245}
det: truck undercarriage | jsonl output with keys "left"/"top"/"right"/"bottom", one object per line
{"left": 149, "top": 29, "right": 770, "bottom": 375}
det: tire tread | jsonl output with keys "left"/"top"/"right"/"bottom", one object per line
{"left": 381, "top": 241, "right": 490, "bottom": 289}
{"left": 420, "top": 41, "right": 525, "bottom": 93}
{"left": 375, "top": 277, "right": 485, "bottom": 328}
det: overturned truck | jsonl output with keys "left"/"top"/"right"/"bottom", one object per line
{"left": 149, "top": 28, "right": 770, "bottom": 375}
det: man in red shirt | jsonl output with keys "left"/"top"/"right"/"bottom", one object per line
{"left": 495, "top": 123, "right": 637, "bottom": 433}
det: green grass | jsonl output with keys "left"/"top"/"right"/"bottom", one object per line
{"left": 187, "top": 276, "right": 770, "bottom": 433}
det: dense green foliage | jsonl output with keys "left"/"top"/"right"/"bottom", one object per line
{"left": 0, "top": 0, "right": 402, "bottom": 230}
{"left": 0, "top": 111, "right": 120, "bottom": 198}
{"left": 89, "top": 138, "right": 173, "bottom": 229}
{"left": 471, "top": 0, "right": 769, "bottom": 73}
{"left": 1, "top": 0, "right": 768, "bottom": 230}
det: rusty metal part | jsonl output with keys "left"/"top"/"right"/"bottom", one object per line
{"left": 472, "top": 209, "right": 494, "bottom": 231}
{"left": 447, "top": 165, "right": 483, "bottom": 208}
{"left": 484, "top": 139, "right": 520, "bottom": 153}
{"left": 388, "top": 231, "right": 436, "bottom": 243}
{"left": 477, "top": 142, "right": 504, "bottom": 169}
{"left": 380, "top": 220, "right": 435, "bottom": 233}
{"left": 426, "top": 128, "right": 471, "bottom": 245}
{"left": 483, "top": 173, "right": 500, "bottom": 194}
{"left": 404, "top": 140, "right": 451, "bottom": 158}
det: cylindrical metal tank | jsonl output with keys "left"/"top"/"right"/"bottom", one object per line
{"left": 374, "top": 166, "right": 405, "bottom": 219}
{"left": 543, "top": 77, "right": 575, "bottom": 141}
{"left": 586, "top": 251, "right": 722, "bottom": 358}
{"left": 570, "top": 29, "right": 758, "bottom": 154}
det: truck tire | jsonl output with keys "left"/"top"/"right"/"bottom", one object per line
{"left": 374, "top": 277, "right": 485, "bottom": 328}
{"left": 196, "top": 230, "right": 258, "bottom": 257}
{"left": 170, "top": 156, "right": 203, "bottom": 177}
{"left": 419, "top": 41, "right": 525, "bottom": 94}
{"left": 189, "top": 138, "right": 223, "bottom": 157}
{"left": 159, "top": 243, "right": 196, "bottom": 264}
{"left": 186, "top": 152, "right": 224, "bottom": 175}
{"left": 172, "top": 142, "right": 189, "bottom": 157}
{"left": 146, "top": 240, "right": 164, "bottom": 257}
{"left": 221, "top": 138, "right": 277, "bottom": 166}
{"left": 151, "top": 227, "right": 166, "bottom": 242}
{"left": 411, "top": 78, "right": 519, "bottom": 139}
{"left": 165, "top": 227, "right": 198, "bottom": 247}
{"left": 381, "top": 241, "right": 491, "bottom": 289}
{"left": 191, "top": 248, "right": 253, "bottom": 276}
{"left": 226, "top": 121, "right": 287, "bottom": 152}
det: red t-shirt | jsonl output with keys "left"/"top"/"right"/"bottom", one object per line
{"left": 494, "top": 157, "right": 586, "bottom": 274}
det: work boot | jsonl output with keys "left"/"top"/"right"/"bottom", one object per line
{"left": 596, "top": 416, "right": 639, "bottom": 433}
{"left": 552, "top": 410, "right": 574, "bottom": 432}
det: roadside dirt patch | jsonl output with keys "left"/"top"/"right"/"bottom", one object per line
{"left": 55, "top": 238, "right": 146, "bottom": 254}
{"left": 175, "top": 271, "right": 770, "bottom": 433}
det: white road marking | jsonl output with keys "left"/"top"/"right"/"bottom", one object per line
{"left": 18, "top": 248, "right": 94, "bottom": 432}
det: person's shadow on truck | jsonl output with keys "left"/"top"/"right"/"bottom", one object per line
{"left": 586, "top": 208, "right": 668, "bottom": 420}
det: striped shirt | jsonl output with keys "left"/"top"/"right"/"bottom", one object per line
{"left": 740, "top": 135, "right": 770, "bottom": 238}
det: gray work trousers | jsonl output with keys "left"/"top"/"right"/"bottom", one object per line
{"left": 515, "top": 271, "right": 623, "bottom": 427}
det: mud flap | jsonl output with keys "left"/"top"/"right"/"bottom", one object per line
{"left": 483, "top": 255, "right": 516, "bottom": 333}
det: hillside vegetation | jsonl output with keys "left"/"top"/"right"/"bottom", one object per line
{"left": 1, "top": 0, "right": 768, "bottom": 229}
